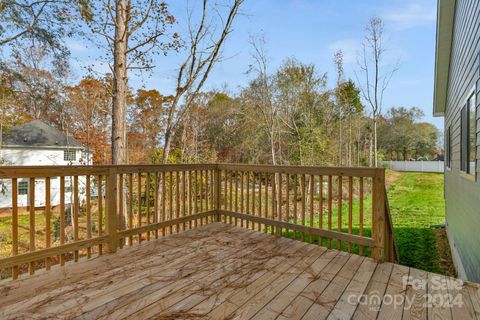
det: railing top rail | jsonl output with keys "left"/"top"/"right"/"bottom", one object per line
{"left": 0, "top": 164, "right": 218, "bottom": 178}
{"left": 217, "top": 163, "right": 384, "bottom": 177}
{"left": 0, "top": 163, "right": 384, "bottom": 178}
{"left": 0, "top": 166, "right": 111, "bottom": 178}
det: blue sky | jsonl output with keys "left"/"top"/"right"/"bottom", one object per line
{"left": 67, "top": 0, "right": 441, "bottom": 129}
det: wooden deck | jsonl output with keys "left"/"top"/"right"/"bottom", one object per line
{"left": 1, "top": 223, "right": 479, "bottom": 320}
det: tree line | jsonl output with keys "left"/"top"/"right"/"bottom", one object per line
{"left": 0, "top": 1, "right": 440, "bottom": 166}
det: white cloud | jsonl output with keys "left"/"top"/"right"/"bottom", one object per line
{"left": 328, "top": 39, "right": 361, "bottom": 65}
{"left": 67, "top": 40, "right": 88, "bottom": 53}
{"left": 383, "top": 3, "right": 436, "bottom": 29}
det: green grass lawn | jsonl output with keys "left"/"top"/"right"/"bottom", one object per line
{"left": 386, "top": 171, "right": 446, "bottom": 273}
{"left": 278, "top": 170, "right": 447, "bottom": 274}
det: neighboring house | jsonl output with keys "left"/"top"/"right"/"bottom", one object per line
{"left": 434, "top": 0, "right": 480, "bottom": 282}
{"left": 0, "top": 120, "right": 92, "bottom": 209}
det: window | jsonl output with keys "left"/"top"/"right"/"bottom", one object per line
{"left": 64, "top": 149, "right": 76, "bottom": 161}
{"left": 461, "top": 93, "right": 477, "bottom": 175}
{"left": 446, "top": 126, "right": 452, "bottom": 168}
{"left": 18, "top": 181, "right": 28, "bottom": 195}
{"left": 468, "top": 93, "right": 476, "bottom": 175}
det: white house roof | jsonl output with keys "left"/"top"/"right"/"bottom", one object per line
{"left": 1, "top": 120, "right": 85, "bottom": 149}
{"left": 433, "top": 0, "right": 456, "bottom": 117}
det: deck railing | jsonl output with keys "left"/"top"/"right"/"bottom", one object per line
{"left": 0, "top": 164, "right": 398, "bottom": 281}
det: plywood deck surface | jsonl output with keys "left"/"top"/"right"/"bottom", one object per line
{"left": 1, "top": 222, "right": 479, "bottom": 319}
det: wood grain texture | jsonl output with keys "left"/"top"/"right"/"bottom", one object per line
{"left": 0, "top": 223, "right": 477, "bottom": 320}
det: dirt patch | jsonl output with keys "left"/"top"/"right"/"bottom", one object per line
{"left": 385, "top": 170, "right": 402, "bottom": 189}
{"left": 435, "top": 228, "right": 457, "bottom": 277}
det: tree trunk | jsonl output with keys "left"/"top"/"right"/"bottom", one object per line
{"left": 112, "top": 0, "right": 128, "bottom": 165}
{"left": 348, "top": 114, "right": 352, "bottom": 166}
{"left": 373, "top": 115, "right": 378, "bottom": 167}
{"left": 339, "top": 118, "right": 342, "bottom": 166}
{"left": 162, "top": 131, "right": 173, "bottom": 163}
{"left": 111, "top": 0, "right": 128, "bottom": 244}
{"left": 369, "top": 133, "right": 373, "bottom": 167}
{"left": 161, "top": 94, "right": 182, "bottom": 164}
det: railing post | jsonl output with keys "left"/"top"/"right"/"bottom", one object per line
{"left": 372, "top": 168, "right": 386, "bottom": 262}
{"left": 106, "top": 168, "right": 118, "bottom": 253}
{"left": 214, "top": 166, "right": 221, "bottom": 221}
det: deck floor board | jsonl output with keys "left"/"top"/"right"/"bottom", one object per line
{"left": 1, "top": 222, "right": 479, "bottom": 320}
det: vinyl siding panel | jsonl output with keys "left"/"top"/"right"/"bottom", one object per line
{"left": 444, "top": 0, "right": 480, "bottom": 282}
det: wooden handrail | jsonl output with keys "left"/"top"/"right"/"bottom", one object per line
{"left": 216, "top": 164, "right": 396, "bottom": 263}
{"left": 0, "top": 163, "right": 397, "bottom": 281}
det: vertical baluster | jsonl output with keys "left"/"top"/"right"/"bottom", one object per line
{"left": 285, "top": 174, "right": 290, "bottom": 238}
{"left": 154, "top": 172, "right": 159, "bottom": 238}
{"left": 293, "top": 174, "right": 298, "bottom": 239}
{"left": 371, "top": 177, "right": 377, "bottom": 258}
{"left": 223, "top": 170, "right": 228, "bottom": 221}
{"left": 29, "top": 177, "right": 35, "bottom": 274}
{"left": 176, "top": 171, "right": 180, "bottom": 231}
{"left": 255, "top": 172, "right": 258, "bottom": 231}
{"left": 328, "top": 175, "right": 332, "bottom": 248}
{"left": 118, "top": 173, "right": 124, "bottom": 248}
{"left": 301, "top": 174, "right": 306, "bottom": 241}
{"left": 245, "top": 171, "right": 250, "bottom": 229}
{"left": 348, "top": 176, "right": 353, "bottom": 253}
{"left": 309, "top": 174, "right": 314, "bottom": 244}
{"left": 182, "top": 171, "right": 187, "bottom": 229}
{"left": 162, "top": 171, "right": 166, "bottom": 236}
{"left": 277, "top": 173, "right": 283, "bottom": 237}
{"left": 235, "top": 171, "right": 239, "bottom": 226}
{"left": 73, "top": 176, "right": 79, "bottom": 261}
{"left": 86, "top": 176, "right": 92, "bottom": 257}
{"left": 138, "top": 172, "right": 142, "bottom": 242}
{"left": 188, "top": 171, "right": 193, "bottom": 229}
{"left": 193, "top": 170, "right": 198, "bottom": 226}
{"left": 146, "top": 172, "right": 151, "bottom": 240}
{"left": 240, "top": 171, "right": 244, "bottom": 227}
{"left": 271, "top": 173, "right": 276, "bottom": 235}
{"left": 253, "top": 172, "right": 257, "bottom": 230}
{"left": 45, "top": 177, "right": 51, "bottom": 268}
{"left": 229, "top": 170, "right": 233, "bottom": 219}
{"left": 97, "top": 175, "right": 102, "bottom": 255}
{"left": 337, "top": 176, "right": 343, "bottom": 250}
{"left": 12, "top": 178, "right": 18, "bottom": 279}
{"left": 258, "top": 173, "right": 262, "bottom": 232}
{"left": 359, "top": 177, "right": 364, "bottom": 255}
{"left": 318, "top": 175, "right": 323, "bottom": 246}
{"left": 205, "top": 170, "right": 209, "bottom": 215}
{"left": 199, "top": 170, "right": 204, "bottom": 222}
{"left": 169, "top": 171, "right": 173, "bottom": 233}
{"left": 210, "top": 169, "right": 214, "bottom": 212}
{"left": 129, "top": 173, "right": 133, "bottom": 245}
{"left": 264, "top": 172, "right": 268, "bottom": 231}
{"left": 223, "top": 170, "right": 228, "bottom": 222}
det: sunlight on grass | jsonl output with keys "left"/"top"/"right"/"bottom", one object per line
{"left": 386, "top": 172, "right": 445, "bottom": 273}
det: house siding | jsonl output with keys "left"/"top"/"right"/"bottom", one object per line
{"left": 0, "top": 148, "right": 91, "bottom": 209}
{"left": 444, "top": 0, "right": 480, "bottom": 282}
{"left": 0, "top": 148, "right": 86, "bottom": 166}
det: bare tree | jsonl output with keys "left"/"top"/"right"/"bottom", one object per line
{"left": 245, "top": 35, "right": 278, "bottom": 165}
{"left": 356, "top": 17, "right": 398, "bottom": 167}
{"left": 80, "top": 0, "right": 178, "bottom": 164}
{"left": 161, "top": 0, "right": 244, "bottom": 163}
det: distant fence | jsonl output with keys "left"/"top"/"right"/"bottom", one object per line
{"left": 382, "top": 161, "right": 444, "bottom": 173}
